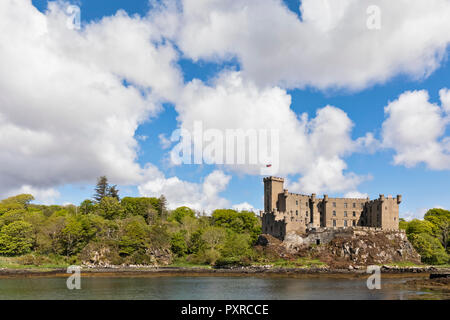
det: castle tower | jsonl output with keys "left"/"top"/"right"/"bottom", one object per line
{"left": 263, "top": 177, "right": 284, "bottom": 213}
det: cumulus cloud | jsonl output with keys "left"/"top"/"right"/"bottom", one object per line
{"left": 0, "top": 1, "right": 181, "bottom": 197}
{"left": 344, "top": 191, "right": 369, "bottom": 199}
{"left": 401, "top": 207, "right": 430, "bottom": 221}
{"left": 6, "top": 185, "right": 61, "bottom": 205}
{"left": 173, "top": 71, "right": 370, "bottom": 195}
{"left": 176, "top": 0, "right": 450, "bottom": 90}
{"left": 138, "top": 166, "right": 231, "bottom": 212}
{"left": 232, "top": 202, "right": 256, "bottom": 212}
{"left": 382, "top": 89, "right": 450, "bottom": 169}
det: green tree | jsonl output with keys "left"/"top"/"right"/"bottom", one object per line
{"left": 399, "top": 218, "right": 408, "bottom": 231}
{"left": 118, "top": 217, "right": 150, "bottom": 256}
{"left": 424, "top": 208, "right": 450, "bottom": 251}
{"left": 60, "top": 214, "right": 96, "bottom": 256}
{"left": 201, "top": 226, "right": 227, "bottom": 250}
{"left": 159, "top": 195, "right": 168, "bottom": 220}
{"left": 1, "top": 194, "right": 34, "bottom": 208}
{"left": 94, "top": 176, "right": 109, "bottom": 203}
{"left": 107, "top": 185, "right": 120, "bottom": 201}
{"left": 170, "top": 231, "right": 188, "bottom": 257}
{"left": 80, "top": 199, "right": 96, "bottom": 215}
{"left": 408, "top": 233, "right": 449, "bottom": 265}
{"left": 0, "top": 221, "right": 34, "bottom": 256}
{"left": 212, "top": 209, "right": 261, "bottom": 243}
{"left": 406, "top": 219, "right": 435, "bottom": 235}
{"left": 121, "top": 197, "right": 160, "bottom": 222}
{"left": 169, "top": 206, "right": 196, "bottom": 224}
{"left": 97, "top": 197, "right": 123, "bottom": 220}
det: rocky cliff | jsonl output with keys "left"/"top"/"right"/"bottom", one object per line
{"left": 257, "top": 228, "right": 421, "bottom": 268}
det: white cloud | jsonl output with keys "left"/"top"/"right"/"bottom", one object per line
{"left": 400, "top": 207, "right": 429, "bottom": 221}
{"left": 138, "top": 166, "right": 231, "bottom": 212}
{"left": 382, "top": 89, "right": 450, "bottom": 169}
{"left": 344, "top": 191, "right": 369, "bottom": 199}
{"left": 232, "top": 202, "right": 256, "bottom": 212}
{"left": 174, "top": 71, "right": 369, "bottom": 195}
{"left": 158, "top": 133, "right": 172, "bottom": 149}
{"left": 0, "top": 1, "right": 182, "bottom": 197}
{"left": 176, "top": 0, "right": 450, "bottom": 90}
{"left": 6, "top": 185, "right": 61, "bottom": 205}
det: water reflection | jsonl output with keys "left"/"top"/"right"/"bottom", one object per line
{"left": 0, "top": 276, "right": 442, "bottom": 300}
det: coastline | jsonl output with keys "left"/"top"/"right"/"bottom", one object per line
{"left": 0, "top": 265, "right": 446, "bottom": 279}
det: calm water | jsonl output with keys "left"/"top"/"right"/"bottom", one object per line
{"left": 0, "top": 275, "right": 438, "bottom": 300}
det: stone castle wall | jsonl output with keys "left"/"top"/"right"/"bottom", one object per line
{"left": 261, "top": 177, "right": 401, "bottom": 240}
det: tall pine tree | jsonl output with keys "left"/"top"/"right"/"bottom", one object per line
{"left": 94, "top": 176, "right": 109, "bottom": 203}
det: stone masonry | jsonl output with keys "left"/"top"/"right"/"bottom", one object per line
{"left": 261, "top": 177, "right": 401, "bottom": 240}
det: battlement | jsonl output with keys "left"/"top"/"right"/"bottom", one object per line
{"left": 262, "top": 176, "right": 401, "bottom": 239}
{"left": 263, "top": 176, "right": 284, "bottom": 182}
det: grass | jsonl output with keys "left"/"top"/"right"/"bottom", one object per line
{"left": 255, "top": 257, "right": 327, "bottom": 268}
{"left": 0, "top": 256, "right": 69, "bottom": 270}
{"left": 167, "top": 258, "right": 213, "bottom": 269}
{"left": 382, "top": 261, "right": 424, "bottom": 267}
{"left": 383, "top": 261, "right": 450, "bottom": 268}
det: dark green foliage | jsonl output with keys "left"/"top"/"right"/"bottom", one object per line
{"left": 94, "top": 176, "right": 109, "bottom": 203}
{"left": 212, "top": 209, "right": 261, "bottom": 243}
{"left": 170, "top": 231, "right": 188, "bottom": 257}
{"left": 121, "top": 197, "right": 160, "bottom": 222}
{"left": 93, "top": 176, "right": 120, "bottom": 203}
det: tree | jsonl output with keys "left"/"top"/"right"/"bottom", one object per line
{"left": 94, "top": 176, "right": 109, "bottom": 203}
{"left": 80, "top": 199, "right": 95, "bottom": 215}
{"left": 0, "top": 194, "right": 35, "bottom": 214}
{"left": 212, "top": 209, "right": 261, "bottom": 243}
{"left": 406, "top": 219, "right": 435, "bottom": 235}
{"left": 107, "top": 185, "right": 120, "bottom": 201}
{"left": 424, "top": 208, "right": 450, "bottom": 251}
{"left": 169, "top": 206, "right": 196, "bottom": 224}
{"left": 0, "top": 221, "right": 34, "bottom": 256}
{"left": 399, "top": 218, "right": 408, "bottom": 231}
{"left": 159, "top": 195, "right": 168, "bottom": 220}
{"left": 118, "top": 217, "right": 150, "bottom": 256}
{"left": 408, "top": 233, "right": 449, "bottom": 265}
{"left": 98, "top": 197, "right": 123, "bottom": 220}
{"left": 121, "top": 197, "right": 160, "bottom": 222}
{"left": 170, "top": 231, "right": 188, "bottom": 257}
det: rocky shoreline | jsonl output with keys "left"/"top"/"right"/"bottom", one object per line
{"left": 0, "top": 265, "right": 447, "bottom": 278}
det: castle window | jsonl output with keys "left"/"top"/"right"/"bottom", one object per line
{"left": 333, "top": 211, "right": 336, "bottom": 216}
{"left": 333, "top": 220, "right": 336, "bottom": 227}
{"left": 344, "top": 211, "right": 348, "bottom": 217}
{"left": 353, "top": 211, "right": 356, "bottom": 217}
{"left": 353, "top": 203, "right": 356, "bottom": 208}
{"left": 296, "top": 200, "right": 298, "bottom": 205}
{"left": 344, "top": 220, "right": 348, "bottom": 227}
{"left": 352, "top": 220, "right": 356, "bottom": 226}
{"left": 333, "top": 202, "right": 336, "bottom": 207}
{"left": 344, "top": 203, "right": 348, "bottom": 208}
{"left": 296, "top": 210, "right": 298, "bottom": 216}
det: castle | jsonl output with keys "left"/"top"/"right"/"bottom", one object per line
{"left": 261, "top": 177, "right": 401, "bottom": 240}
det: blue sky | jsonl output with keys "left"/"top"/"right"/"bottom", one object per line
{"left": 6, "top": 0, "right": 449, "bottom": 218}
